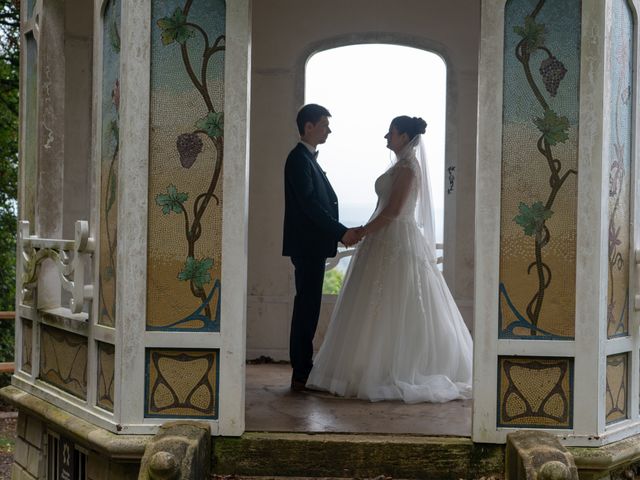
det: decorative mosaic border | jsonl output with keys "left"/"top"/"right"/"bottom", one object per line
{"left": 497, "top": 356, "right": 573, "bottom": 429}
{"left": 144, "top": 348, "right": 219, "bottom": 419}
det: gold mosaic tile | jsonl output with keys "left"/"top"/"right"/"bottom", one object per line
{"left": 498, "top": 356, "right": 573, "bottom": 428}
{"left": 606, "top": 0, "right": 633, "bottom": 338}
{"left": 21, "top": 318, "right": 32, "bottom": 374}
{"left": 146, "top": 0, "right": 225, "bottom": 332}
{"left": 498, "top": 0, "right": 580, "bottom": 340}
{"left": 40, "top": 325, "right": 88, "bottom": 400}
{"left": 606, "top": 353, "right": 628, "bottom": 424}
{"left": 98, "top": 0, "right": 121, "bottom": 328}
{"left": 145, "top": 349, "right": 218, "bottom": 418}
{"left": 97, "top": 342, "right": 115, "bottom": 412}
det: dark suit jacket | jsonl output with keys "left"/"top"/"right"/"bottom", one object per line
{"left": 282, "top": 143, "right": 347, "bottom": 258}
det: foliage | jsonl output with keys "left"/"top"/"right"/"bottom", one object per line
{"left": 0, "top": 0, "right": 19, "bottom": 362}
{"left": 156, "top": 184, "right": 188, "bottom": 214}
{"left": 177, "top": 257, "right": 213, "bottom": 289}
{"left": 534, "top": 109, "right": 569, "bottom": 146}
{"left": 323, "top": 269, "right": 344, "bottom": 295}
{"left": 514, "top": 201, "right": 553, "bottom": 237}
{"left": 196, "top": 111, "right": 224, "bottom": 139}
{"left": 157, "top": 8, "right": 194, "bottom": 46}
{"left": 514, "top": 16, "right": 546, "bottom": 53}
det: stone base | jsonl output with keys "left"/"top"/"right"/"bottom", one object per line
{"left": 11, "top": 384, "right": 640, "bottom": 479}
{"left": 570, "top": 434, "right": 640, "bottom": 480}
{"left": 213, "top": 432, "right": 505, "bottom": 479}
{"left": 1, "top": 386, "right": 150, "bottom": 480}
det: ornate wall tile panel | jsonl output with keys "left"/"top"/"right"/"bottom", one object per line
{"left": 498, "top": 356, "right": 573, "bottom": 428}
{"left": 606, "top": 353, "right": 628, "bottom": 424}
{"left": 98, "top": 0, "right": 121, "bottom": 328}
{"left": 606, "top": 0, "right": 633, "bottom": 338}
{"left": 146, "top": 0, "right": 225, "bottom": 332}
{"left": 499, "top": 0, "right": 581, "bottom": 339}
{"left": 40, "top": 325, "right": 88, "bottom": 400}
{"left": 23, "top": 32, "right": 38, "bottom": 229}
{"left": 96, "top": 342, "right": 115, "bottom": 412}
{"left": 27, "top": 0, "right": 36, "bottom": 18}
{"left": 145, "top": 349, "right": 219, "bottom": 418}
{"left": 21, "top": 318, "right": 32, "bottom": 374}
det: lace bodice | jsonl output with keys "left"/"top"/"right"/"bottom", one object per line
{"left": 372, "top": 158, "right": 420, "bottom": 222}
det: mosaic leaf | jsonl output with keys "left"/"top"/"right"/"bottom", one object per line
{"left": 156, "top": 184, "right": 188, "bottom": 215}
{"left": 178, "top": 257, "right": 213, "bottom": 289}
{"left": 196, "top": 111, "right": 224, "bottom": 139}
{"left": 514, "top": 16, "right": 546, "bottom": 53}
{"left": 514, "top": 201, "right": 553, "bottom": 236}
{"left": 533, "top": 109, "right": 569, "bottom": 146}
{"left": 157, "top": 8, "right": 194, "bottom": 46}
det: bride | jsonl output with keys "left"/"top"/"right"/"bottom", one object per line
{"left": 307, "top": 116, "right": 472, "bottom": 403}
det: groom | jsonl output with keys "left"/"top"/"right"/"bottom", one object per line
{"left": 283, "top": 103, "right": 362, "bottom": 392}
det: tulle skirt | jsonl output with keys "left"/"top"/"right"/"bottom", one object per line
{"left": 307, "top": 218, "right": 473, "bottom": 403}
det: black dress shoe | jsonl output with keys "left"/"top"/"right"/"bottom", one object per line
{"left": 290, "top": 379, "right": 307, "bottom": 392}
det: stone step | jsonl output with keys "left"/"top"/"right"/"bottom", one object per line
{"left": 213, "top": 432, "right": 505, "bottom": 480}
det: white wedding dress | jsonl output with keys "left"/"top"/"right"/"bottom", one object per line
{"left": 307, "top": 149, "right": 473, "bottom": 403}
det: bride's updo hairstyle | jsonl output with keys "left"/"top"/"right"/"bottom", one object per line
{"left": 391, "top": 116, "right": 427, "bottom": 141}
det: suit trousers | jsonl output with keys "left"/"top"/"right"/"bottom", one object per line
{"left": 290, "top": 255, "right": 326, "bottom": 383}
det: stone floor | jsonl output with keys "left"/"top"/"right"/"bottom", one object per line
{"left": 245, "top": 363, "right": 472, "bottom": 436}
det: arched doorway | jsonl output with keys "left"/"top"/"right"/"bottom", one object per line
{"left": 245, "top": 0, "right": 479, "bottom": 435}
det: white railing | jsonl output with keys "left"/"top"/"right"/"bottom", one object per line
{"left": 19, "top": 220, "right": 95, "bottom": 314}
{"left": 325, "top": 242, "right": 444, "bottom": 271}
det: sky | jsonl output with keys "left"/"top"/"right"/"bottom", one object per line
{"left": 305, "top": 44, "right": 447, "bottom": 241}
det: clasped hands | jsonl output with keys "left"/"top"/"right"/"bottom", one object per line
{"left": 341, "top": 226, "right": 366, "bottom": 247}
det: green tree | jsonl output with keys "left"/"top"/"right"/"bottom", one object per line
{"left": 0, "top": 0, "right": 20, "bottom": 364}
{"left": 322, "top": 269, "right": 344, "bottom": 295}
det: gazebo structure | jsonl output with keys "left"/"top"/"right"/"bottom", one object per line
{"left": 5, "top": 0, "right": 640, "bottom": 478}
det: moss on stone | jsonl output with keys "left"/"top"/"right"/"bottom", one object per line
{"left": 213, "top": 433, "right": 504, "bottom": 479}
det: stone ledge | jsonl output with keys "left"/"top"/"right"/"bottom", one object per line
{"left": 0, "top": 386, "right": 152, "bottom": 460}
{"left": 569, "top": 433, "right": 640, "bottom": 474}
{"left": 214, "top": 432, "right": 504, "bottom": 479}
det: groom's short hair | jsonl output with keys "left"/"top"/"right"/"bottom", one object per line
{"left": 296, "top": 104, "right": 331, "bottom": 135}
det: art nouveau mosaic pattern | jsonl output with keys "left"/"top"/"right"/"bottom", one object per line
{"left": 146, "top": 0, "right": 225, "bottom": 332}
{"left": 606, "top": 353, "right": 628, "bottom": 424}
{"left": 606, "top": 0, "right": 633, "bottom": 338}
{"left": 39, "top": 325, "right": 88, "bottom": 400}
{"left": 96, "top": 342, "right": 115, "bottom": 412}
{"left": 498, "top": 356, "right": 573, "bottom": 428}
{"left": 98, "top": 0, "right": 121, "bottom": 328}
{"left": 145, "top": 349, "right": 219, "bottom": 418}
{"left": 21, "top": 318, "right": 32, "bottom": 374}
{"left": 499, "top": 0, "right": 580, "bottom": 339}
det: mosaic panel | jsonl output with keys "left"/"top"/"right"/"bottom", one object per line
{"left": 96, "top": 342, "right": 115, "bottom": 412}
{"left": 499, "top": 0, "right": 581, "bottom": 339}
{"left": 23, "top": 32, "right": 38, "bottom": 228}
{"left": 40, "top": 325, "right": 88, "bottom": 400}
{"left": 21, "top": 319, "right": 32, "bottom": 374}
{"left": 147, "top": 0, "right": 225, "bottom": 332}
{"left": 498, "top": 356, "right": 573, "bottom": 428}
{"left": 145, "top": 349, "right": 218, "bottom": 418}
{"left": 606, "top": 0, "right": 634, "bottom": 338}
{"left": 27, "top": 0, "right": 36, "bottom": 18}
{"left": 606, "top": 353, "right": 628, "bottom": 424}
{"left": 98, "top": 0, "right": 121, "bottom": 328}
